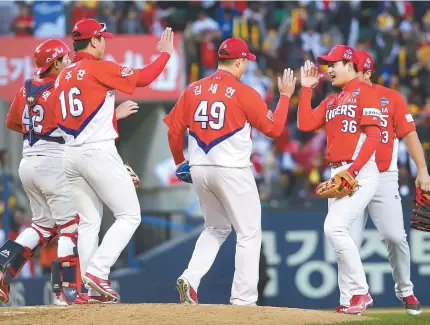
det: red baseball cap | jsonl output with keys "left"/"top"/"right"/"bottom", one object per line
{"left": 317, "top": 45, "right": 359, "bottom": 65}
{"left": 355, "top": 50, "right": 374, "bottom": 71}
{"left": 218, "top": 37, "right": 256, "bottom": 61}
{"left": 72, "top": 18, "right": 114, "bottom": 41}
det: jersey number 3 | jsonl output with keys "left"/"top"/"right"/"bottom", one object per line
{"left": 194, "top": 100, "right": 226, "bottom": 130}
{"left": 59, "top": 87, "right": 84, "bottom": 120}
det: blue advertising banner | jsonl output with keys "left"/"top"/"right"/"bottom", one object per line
{"left": 33, "top": 1, "right": 65, "bottom": 38}
{"left": 2, "top": 207, "right": 430, "bottom": 308}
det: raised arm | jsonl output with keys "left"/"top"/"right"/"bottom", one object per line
{"left": 297, "top": 61, "right": 326, "bottom": 132}
{"left": 244, "top": 68, "right": 296, "bottom": 138}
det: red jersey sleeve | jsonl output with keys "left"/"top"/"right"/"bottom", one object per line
{"left": 240, "top": 86, "right": 291, "bottom": 138}
{"left": 297, "top": 87, "right": 327, "bottom": 131}
{"left": 359, "top": 87, "right": 382, "bottom": 128}
{"left": 91, "top": 60, "right": 141, "bottom": 95}
{"left": 163, "top": 90, "right": 187, "bottom": 136}
{"left": 392, "top": 90, "right": 416, "bottom": 138}
{"left": 6, "top": 87, "right": 25, "bottom": 133}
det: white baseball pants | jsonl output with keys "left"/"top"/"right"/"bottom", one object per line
{"left": 325, "top": 160, "right": 379, "bottom": 298}
{"left": 181, "top": 165, "right": 262, "bottom": 305}
{"left": 338, "top": 171, "right": 413, "bottom": 306}
{"left": 17, "top": 155, "right": 77, "bottom": 256}
{"left": 64, "top": 140, "right": 141, "bottom": 280}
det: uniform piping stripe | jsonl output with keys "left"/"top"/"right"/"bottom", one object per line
{"left": 57, "top": 99, "right": 106, "bottom": 138}
{"left": 189, "top": 125, "right": 245, "bottom": 154}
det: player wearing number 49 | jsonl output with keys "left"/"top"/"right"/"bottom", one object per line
{"left": 298, "top": 45, "right": 383, "bottom": 314}
{"left": 164, "top": 37, "right": 296, "bottom": 305}
{"left": 54, "top": 18, "right": 174, "bottom": 303}
{"left": 336, "top": 50, "right": 430, "bottom": 316}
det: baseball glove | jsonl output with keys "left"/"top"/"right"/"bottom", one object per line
{"left": 175, "top": 160, "right": 192, "bottom": 184}
{"left": 125, "top": 163, "right": 140, "bottom": 189}
{"left": 316, "top": 170, "right": 359, "bottom": 198}
{"left": 410, "top": 187, "right": 430, "bottom": 232}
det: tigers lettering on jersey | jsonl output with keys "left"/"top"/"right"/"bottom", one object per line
{"left": 311, "top": 78, "right": 382, "bottom": 162}
{"left": 54, "top": 57, "right": 140, "bottom": 146}
{"left": 325, "top": 105, "right": 357, "bottom": 122}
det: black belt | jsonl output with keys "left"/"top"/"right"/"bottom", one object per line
{"left": 23, "top": 133, "right": 65, "bottom": 145}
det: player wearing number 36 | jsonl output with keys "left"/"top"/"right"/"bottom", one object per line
{"left": 54, "top": 18, "right": 174, "bottom": 303}
{"left": 297, "top": 45, "right": 383, "bottom": 314}
{"left": 164, "top": 37, "right": 296, "bottom": 305}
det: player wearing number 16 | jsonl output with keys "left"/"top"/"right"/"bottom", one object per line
{"left": 54, "top": 18, "right": 174, "bottom": 303}
{"left": 297, "top": 45, "right": 383, "bottom": 314}
{"left": 164, "top": 37, "right": 296, "bottom": 305}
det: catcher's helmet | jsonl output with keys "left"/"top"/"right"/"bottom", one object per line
{"left": 34, "top": 39, "right": 70, "bottom": 75}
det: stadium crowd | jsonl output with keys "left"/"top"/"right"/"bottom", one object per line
{"left": 0, "top": 0, "right": 429, "bottom": 210}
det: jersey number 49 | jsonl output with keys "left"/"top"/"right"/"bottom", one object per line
{"left": 194, "top": 100, "right": 226, "bottom": 130}
{"left": 59, "top": 87, "right": 84, "bottom": 120}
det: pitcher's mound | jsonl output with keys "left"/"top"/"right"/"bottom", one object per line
{"left": 0, "top": 303, "right": 370, "bottom": 325}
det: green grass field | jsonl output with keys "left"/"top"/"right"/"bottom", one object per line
{"left": 311, "top": 308, "right": 430, "bottom": 325}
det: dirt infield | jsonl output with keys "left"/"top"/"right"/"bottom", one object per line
{"left": 0, "top": 303, "right": 370, "bottom": 325}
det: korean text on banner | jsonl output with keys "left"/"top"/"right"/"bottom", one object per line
{"left": 0, "top": 34, "right": 183, "bottom": 102}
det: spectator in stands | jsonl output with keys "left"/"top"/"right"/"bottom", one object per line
{"left": 12, "top": 4, "right": 34, "bottom": 37}
{"left": 97, "top": 2, "right": 118, "bottom": 34}
{"left": 0, "top": 2, "right": 19, "bottom": 35}
{"left": 121, "top": 6, "right": 145, "bottom": 34}
{"left": 71, "top": 1, "right": 96, "bottom": 28}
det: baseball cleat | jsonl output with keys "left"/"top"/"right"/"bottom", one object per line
{"left": 0, "top": 283, "right": 10, "bottom": 303}
{"left": 74, "top": 293, "right": 89, "bottom": 305}
{"left": 402, "top": 295, "right": 422, "bottom": 316}
{"left": 344, "top": 294, "right": 373, "bottom": 315}
{"left": 82, "top": 273, "right": 120, "bottom": 303}
{"left": 176, "top": 277, "right": 198, "bottom": 304}
{"left": 88, "top": 295, "right": 119, "bottom": 304}
{"left": 335, "top": 305, "right": 348, "bottom": 313}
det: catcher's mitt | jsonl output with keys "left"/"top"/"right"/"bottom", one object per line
{"left": 316, "top": 170, "right": 359, "bottom": 198}
{"left": 125, "top": 163, "right": 140, "bottom": 189}
{"left": 410, "top": 187, "right": 430, "bottom": 232}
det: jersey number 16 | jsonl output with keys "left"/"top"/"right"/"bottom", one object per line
{"left": 59, "top": 87, "right": 84, "bottom": 120}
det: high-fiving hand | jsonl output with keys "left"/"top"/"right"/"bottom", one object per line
{"left": 278, "top": 68, "right": 297, "bottom": 97}
{"left": 158, "top": 27, "right": 174, "bottom": 55}
{"left": 300, "top": 60, "right": 322, "bottom": 88}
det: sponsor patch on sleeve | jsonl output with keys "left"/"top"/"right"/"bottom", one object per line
{"left": 266, "top": 110, "right": 274, "bottom": 121}
{"left": 405, "top": 114, "right": 414, "bottom": 123}
{"left": 363, "top": 107, "right": 382, "bottom": 117}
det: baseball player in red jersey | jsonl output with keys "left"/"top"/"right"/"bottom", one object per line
{"left": 54, "top": 19, "right": 173, "bottom": 303}
{"left": 164, "top": 37, "right": 296, "bottom": 305}
{"left": 336, "top": 50, "right": 430, "bottom": 315}
{"left": 298, "top": 45, "right": 383, "bottom": 314}
{"left": 1, "top": 39, "right": 81, "bottom": 305}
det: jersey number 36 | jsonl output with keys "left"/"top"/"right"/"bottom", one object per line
{"left": 59, "top": 87, "right": 84, "bottom": 120}
{"left": 194, "top": 100, "right": 226, "bottom": 130}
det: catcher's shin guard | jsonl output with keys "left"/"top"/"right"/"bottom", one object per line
{"left": 0, "top": 239, "right": 32, "bottom": 287}
{"left": 52, "top": 255, "right": 80, "bottom": 304}
{"left": 52, "top": 215, "right": 81, "bottom": 305}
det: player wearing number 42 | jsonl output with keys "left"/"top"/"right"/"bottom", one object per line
{"left": 164, "top": 37, "right": 296, "bottom": 305}
{"left": 53, "top": 18, "right": 174, "bottom": 303}
{"left": 297, "top": 45, "right": 384, "bottom": 314}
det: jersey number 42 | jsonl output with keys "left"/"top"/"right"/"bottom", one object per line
{"left": 59, "top": 87, "right": 84, "bottom": 120}
{"left": 194, "top": 100, "right": 226, "bottom": 130}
